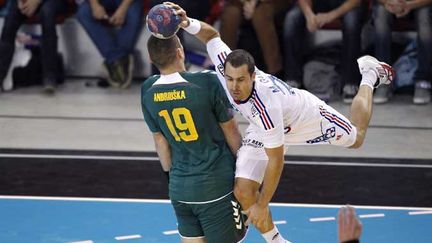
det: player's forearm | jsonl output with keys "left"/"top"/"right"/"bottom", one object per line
{"left": 153, "top": 134, "right": 172, "bottom": 172}
{"left": 220, "top": 118, "right": 242, "bottom": 157}
{"left": 184, "top": 18, "right": 219, "bottom": 45}
{"left": 258, "top": 146, "right": 285, "bottom": 206}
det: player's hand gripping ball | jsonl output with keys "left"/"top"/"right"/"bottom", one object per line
{"left": 146, "top": 4, "right": 182, "bottom": 39}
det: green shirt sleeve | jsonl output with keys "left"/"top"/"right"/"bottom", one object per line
{"left": 142, "top": 102, "right": 160, "bottom": 133}
{"left": 141, "top": 81, "right": 160, "bottom": 133}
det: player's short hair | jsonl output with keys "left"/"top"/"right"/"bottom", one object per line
{"left": 224, "top": 49, "right": 255, "bottom": 76}
{"left": 147, "top": 35, "right": 181, "bottom": 69}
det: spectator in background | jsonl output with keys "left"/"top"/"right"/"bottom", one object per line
{"left": 76, "top": 0, "right": 143, "bottom": 89}
{"left": 220, "top": 0, "right": 291, "bottom": 79}
{"left": 0, "top": 0, "right": 67, "bottom": 94}
{"left": 284, "top": 0, "right": 365, "bottom": 103}
{"left": 150, "top": 0, "right": 212, "bottom": 21}
{"left": 372, "top": 0, "right": 432, "bottom": 104}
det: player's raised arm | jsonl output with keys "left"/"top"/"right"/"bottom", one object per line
{"left": 165, "top": 2, "right": 219, "bottom": 44}
{"left": 166, "top": 2, "right": 233, "bottom": 90}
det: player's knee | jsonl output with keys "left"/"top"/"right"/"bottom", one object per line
{"left": 350, "top": 134, "right": 365, "bottom": 149}
{"left": 350, "top": 140, "right": 363, "bottom": 149}
{"left": 234, "top": 184, "right": 257, "bottom": 206}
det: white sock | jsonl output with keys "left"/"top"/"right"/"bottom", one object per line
{"left": 360, "top": 69, "right": 378, "bottom": 89}
{"left": 262, "top": 226, "right": 289, "bottom": 243}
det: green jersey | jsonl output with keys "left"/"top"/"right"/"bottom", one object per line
{"left": 141, "top": 71, "right": 236, "bottom": 202}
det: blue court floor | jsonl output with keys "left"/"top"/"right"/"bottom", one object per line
{"left": 1, "top": 196, "right": 431, "bottom": 243}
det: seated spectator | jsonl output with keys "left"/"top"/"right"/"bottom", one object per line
{"left": 284, "top": 0, "right": 365, "bottom": 103}
{"left": 220, "top": 0, "right": 291, "bottom": 78}
{"left": 0, "top": 0, "right": 68, "bottom": 94}
{"left": 372, "top": 0, "right": 432, "bottom": 104}
{"left": 76, "top": 0, "right": 143, "bottom": 89}
{"left": 150, "top": 0, "right": 211, "bottom": 21}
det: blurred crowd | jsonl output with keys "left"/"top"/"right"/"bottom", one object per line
{"left": 0, "top": 0, "right": 430, "bottom": 104}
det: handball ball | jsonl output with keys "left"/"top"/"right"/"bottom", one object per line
{"left": 146, "top": 4, "right": 182, "bottom": 39}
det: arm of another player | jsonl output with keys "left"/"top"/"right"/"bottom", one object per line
{"left": 338, "top": 205, "right": 362, "bottom": 243}
{"left": 244, "top": 98, "right": 285, "bottom": 228}
{"left": 244, "top": 145, "right": 284, "bottom": 229}
{"left": 152, "top": 132, "right": 172, "bottom": 179}
{"left": 167, "top": 2, "right": 232, "bottom": 77}
{"left": 219, "top": 117, "right": 242, "bottom": 157}
{"left": 168, "top": 2, "right": 219, "bottom": 45}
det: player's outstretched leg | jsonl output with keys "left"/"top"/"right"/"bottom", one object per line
{"left": 235, "top": 178, "right": 291, "bottom": 243}
{"left": 349, "top": 55, "right": 395, "bottom": 148}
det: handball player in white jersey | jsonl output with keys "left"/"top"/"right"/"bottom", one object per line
{"left": 168, "top": 3, "right": 394, "bottom": 243}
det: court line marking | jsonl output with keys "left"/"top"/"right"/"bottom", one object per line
{"left": 1, "top": 195, "right": 431, "bottom": 211}
{"left": 359, "top": 213, "right": 385, "bottom": 219}
{"left": 310, "top": 217, "right": 335, "bottom": 222}
{"left": 0, "top": 154, "right": 159, "bottom": 161}
{"left": 0, "top": 114, "right": 141, "bottom": 122}
{"left": 285, "top": 161, "right": 432, "bottom": 169}
{"left": 115, "top": 235, "right": 142, "bottom": 240}
{"left": 274, "top": 220, "right": 287, "bottom": 225}
{"left": 408, "top": 211, "right": 432, "bottom": 215}
{"left": 269, "top": 202, "right": 432, "bottom": 211}
{"left": 3, "top": 114, "right": 431, "bottom": 130}
{"left": 1, "top": 153, "right": 431, "bottom": 168}
{"left": 163, "top": 230, "right": 179, "bottom": 235}
{"left": 310, "top": 214, "right": 387, "bottom": 222}
{"left": 0, "top": 195, "right": 171, "bottom": 204}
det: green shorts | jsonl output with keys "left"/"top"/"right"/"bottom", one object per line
{"left": 171, "top": 192, "right": 247, "bottom": 243}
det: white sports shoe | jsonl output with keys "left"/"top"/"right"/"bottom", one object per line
{"left": 357, "top": 55, "right": 395, "bottom": 88}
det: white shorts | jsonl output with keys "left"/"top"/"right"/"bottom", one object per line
{"left": 235, "top": 128, "right": 269, "bottom": 184}
{"left": 235, "top": 102, "right": 357, "bottom": 184}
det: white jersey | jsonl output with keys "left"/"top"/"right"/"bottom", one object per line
{"left": 207, "top": 37, "right": 346, "bottom": 149}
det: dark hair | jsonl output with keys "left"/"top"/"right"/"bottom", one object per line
{"left": 224, "top": 49, "right": 255, "bottom": 75}
{"left": 147, "top": 35, "right": 180, "bottom": 69}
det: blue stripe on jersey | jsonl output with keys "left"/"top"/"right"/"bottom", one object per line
{"left": 332, "top": 113, "right": 352, "bottom": 130}
{"left": 326, "top": 117, "right": 350, "bottom": 134}
{"left": 253, "top": 103, "right": 270, "bottom": 130}
{"left": 321, "top": 107, "right": 352, "bottom": 131}
{"left": 254, "top": 90, "right": 274, "bottom": 128}
{"left": 217, "top": 51, "right": 227, "bottom": 65}
{"left": 320, "top": 109, "right": 352, "bottom": 135}
{"left": 252, "top": 90, "right": 274, "bottom": 130}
